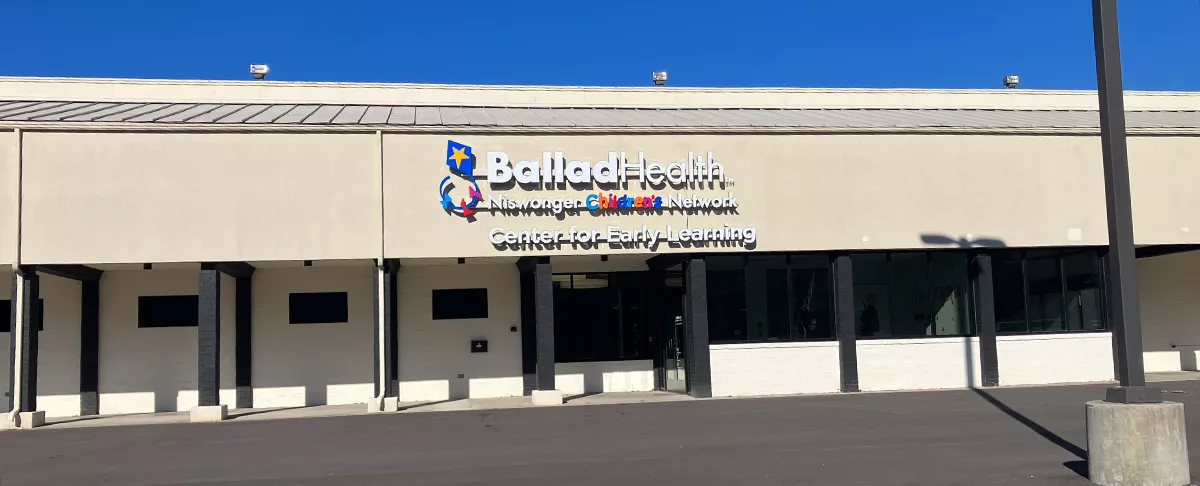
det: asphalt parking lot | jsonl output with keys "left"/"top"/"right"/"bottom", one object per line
{"left": 2, "top": 381, "right": 1198, "bottom": 485}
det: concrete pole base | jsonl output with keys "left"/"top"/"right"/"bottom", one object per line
{"left": 10, "top": 411, "right": 46, "bottom": 429}
{"left": 1086, "top": 400, "right": 1189, "bottom": 486}
{"left": 367, "top": 396, "right": 398, "bottom": 413}
{"left": 531, "top": 390, "right": 564, "bottom": 406}
{"left": 189, "top": 405, "right": 228, "bottom": 423}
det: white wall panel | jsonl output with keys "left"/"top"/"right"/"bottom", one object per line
{"left": 250, "top": 266, "right": 373, "bottom": 408}
{"left": 36, "top": 274, "right": 83, "bottom": 417}
{"left": 1139, "top": 252, "right": 1200, "bottom": 372}
{"left": 997, "top": 333, "right": 1113, "bottom": 386}
{"left": 397, "top": 264, "right": 523, "bottom": 403}
{"left": 555, "top": 360, "right": 654, "bottom": 395}
{"left": 710, "top": 342, "right": 841, "bottom": 397}
{"left": 858, "top": 338, "right": 983, "bottom": 392}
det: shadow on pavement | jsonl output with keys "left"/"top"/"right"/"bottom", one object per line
{"left": 44, "top": 415, "right": 108, "bottom": 427}
{"left": 564, "top": 392, "right": 603, "bottom": 403}
{"left": 1063, "top": 461, "right": 1088, "bottom": 478}
{"left": 397, "top": 399, "right": 457, "bottom": 412}
{"left": 973, "top": 389, "right": 1088, "bottom": 479}
{"left": 228, "top": 406, "right": 307, "bottom": 420}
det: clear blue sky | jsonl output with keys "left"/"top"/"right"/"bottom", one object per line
{"left": 3, "top": 0, "right": 1198, "bottom": 90}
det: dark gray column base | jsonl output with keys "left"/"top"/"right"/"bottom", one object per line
{"left": 235, "top": 386, "right": 253, "bottom": 409}
{"left": 79, "top": 391, "right": 99, "bottom": 416}
{"left": 1105, "top": 385, "right": 1163, "bottom": 404}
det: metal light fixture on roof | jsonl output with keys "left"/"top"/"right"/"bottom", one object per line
{"left": 250, "top": 64, "right": 270, "bottom": 80}
{"left": 1003, "top": 74, "right": 1020, "bottom": 89}
{"left": 652, "top": 71, "right": 668, "bottom": 86}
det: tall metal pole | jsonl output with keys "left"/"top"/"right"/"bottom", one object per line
{"left": 1091, "top": 0, "right": 1160, "bottom": 404}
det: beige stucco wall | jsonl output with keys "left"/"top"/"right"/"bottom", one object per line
{"left": 0, "top": 130, "right": 17, "bottom": 265}
{"left": 19, "top": 132, "right": 382, "bottom": 264}
{"left": 6, "top": 130, "right": 1199, "bottom": 264}
{"left": 385, "top": 133, "right": 1111, "bottom": 258}
{"left": 1129, "top": 137, "right": 1200, "bottom": 245}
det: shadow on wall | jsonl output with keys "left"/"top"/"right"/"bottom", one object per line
{"left": 584, "top": 368, "right": 604, "bottom": 393}
{"left": 921, "top": 233, "right": 1009, "bottom": 390}
{"left": 1182, "top": 348, "right": 1198, "bottom": 371}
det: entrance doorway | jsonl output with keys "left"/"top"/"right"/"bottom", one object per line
{"left": 657, "top": 263, "right": 688, "bottom": 393}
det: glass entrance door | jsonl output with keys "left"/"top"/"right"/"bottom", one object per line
{"left": 664, "top": 295, "right": 688, "bottom": 393}
{"left": 658, "top": 266, "right": 687, "bottom": 393}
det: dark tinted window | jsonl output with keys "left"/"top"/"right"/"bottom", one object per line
{"left": 996, "top": 249, "right": 1107, "bottom": 334}
{"left": 993, "top": 251, "right": 1028, "bottom": 333}
{"left": 553, "top": 273, "right": 648, "bottom": 362}
{"left": 289, "top": 292, "right": 349, "bottom": 324}
{"left": 706, "top": 256, "right": 747, "bottom": 342}
{"left": 138, "top": 295, "right": 198, "bottom": 328}
{"left": 1, "top": 299, "right": 45, "bottom": 332}
{"left": 851, "top": 251, "right": 973, "bottom": 338}
{"left": 706, "top": 254, "right": 833, "bottom": 343}
{"left": 432, "top": 288, "right": 488, "bottom": 320}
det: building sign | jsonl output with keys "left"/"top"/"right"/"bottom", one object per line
{"left": 438, "top": 140, "right": 755, "bottom": 250}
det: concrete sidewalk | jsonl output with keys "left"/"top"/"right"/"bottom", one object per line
{"left": 35, "top": 391, "right": 694, "bottom": 430}
{"left": 1149, "top": 370, "right": 1200, "bottom": 383}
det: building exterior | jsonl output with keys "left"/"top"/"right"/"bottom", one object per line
{"left": 2, "top": 76, "right": 1200, "bottom": 420}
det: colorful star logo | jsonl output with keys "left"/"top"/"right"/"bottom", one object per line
{"left": 439, "top": 140, "right": 482, "bottom": 218}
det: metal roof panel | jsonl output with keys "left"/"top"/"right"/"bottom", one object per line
{"left": 359, "top": 105, "right": 392, "bottom": 125}
{"left": 3, "top": 102, "right": 97, "bottom": 121}
{"left": 331, "top": 105, "right": 368, "bottom": 124}
{"left": 96, "top": 103, "right": 174, "bottom": 122}
{"left": 438, "top": 106, "right": 469, "bottom": 125}
{"left": 125, "top": 104, "right": 196, "bottom": 122}
{"left": 461, "top": 107, "right": 496, "bottom": 126}
{"left": 155, "top": 104, "right": 220, "bottom": 122}
{"left": 478, "top": 107, "right": 520, "bottom": 126}
{"left": 0, "top": 101, "right": 70, "bottom": 119}
{"left": 245, "top": 104, "right": 295, "bottom": 124}
{"left": 33, "top": 102, "right": 119, "bottom": 121}
{"left": 185, "top": 104, "right": 246, "bottom": 123}
{"left": 303, "top": 105, "right": 345, "bottom": 124}
{"left": 386, "top": 106, "right": 416, "bottom": 125}
{"left": 414, "top": 106, "right": 442, "bottom": 125}
{"left": 2, "top": 99, "right": 1198, "bottom": 131}
{"left": 273, "top": 105, "right": 320, "bottom": 124}
{"left": 215, "top": 105, "right": 270, "bottom": 124}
